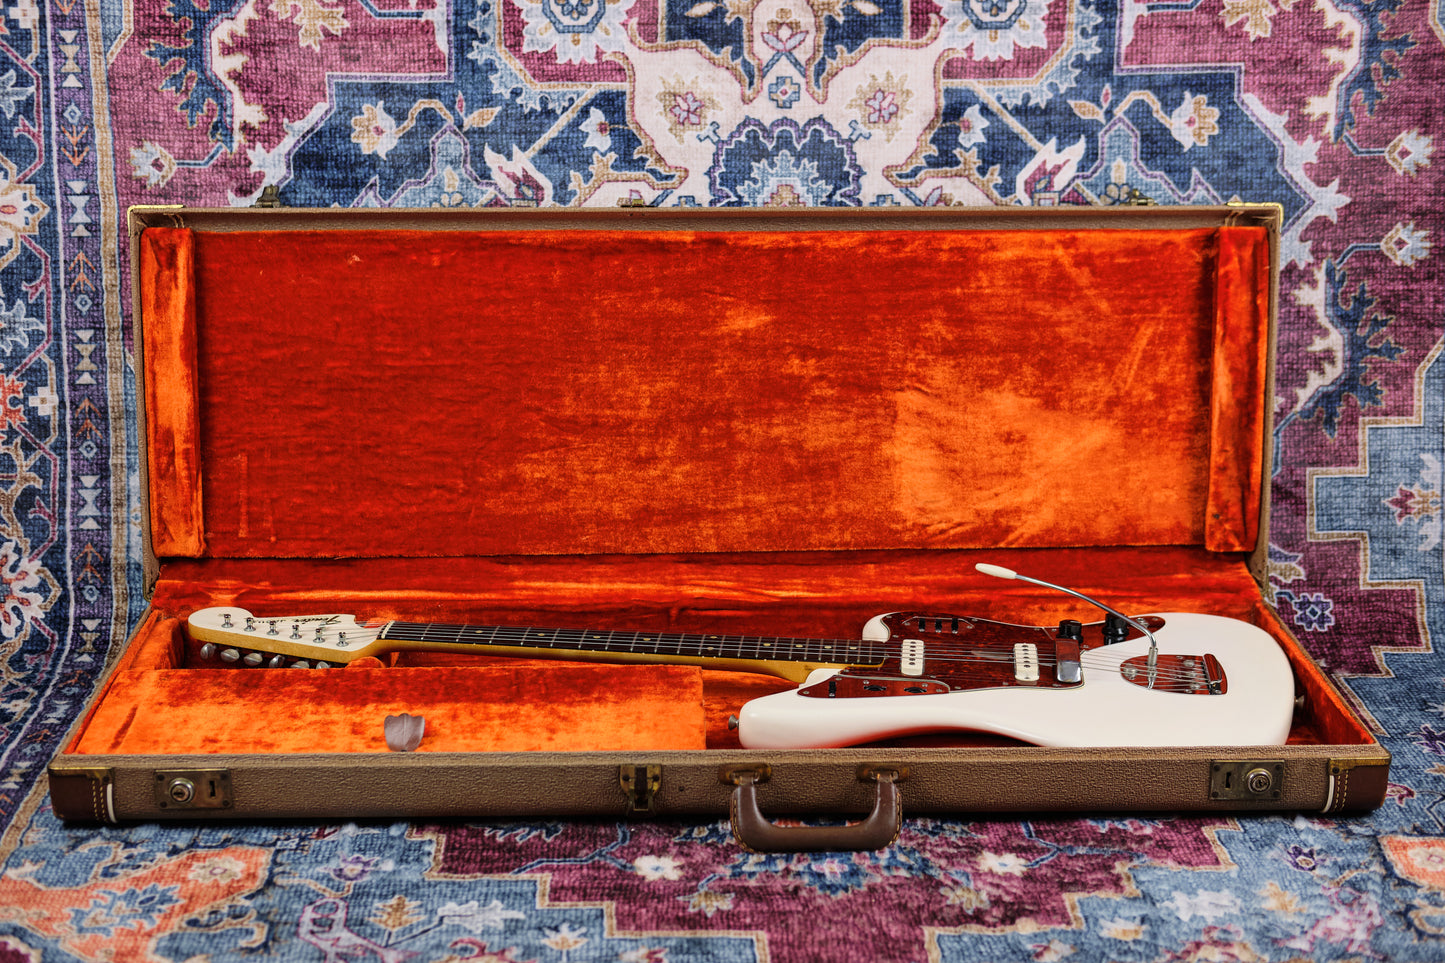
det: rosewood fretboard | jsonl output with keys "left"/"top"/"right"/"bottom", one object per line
{"left": 377, "top": 621, "right": 889, "bottom": 667}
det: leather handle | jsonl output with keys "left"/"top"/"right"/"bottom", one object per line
{"left": 727, "top": 769, "right": 902, "bottom": 852}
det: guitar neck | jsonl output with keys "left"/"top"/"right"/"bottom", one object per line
{"left": 378, "top": 621, "right": 886, "bottom": 682}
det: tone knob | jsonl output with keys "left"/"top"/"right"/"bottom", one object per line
{"left": 1103, "top": 613, "right": 1131, "bottom": 643}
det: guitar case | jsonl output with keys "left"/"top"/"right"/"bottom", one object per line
{"left": 49, "top": 205, "right": 1389, "bottom": 850}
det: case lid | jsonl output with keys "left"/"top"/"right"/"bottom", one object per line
{"left": 135, "top": 207, "right": 1273, "bottom": 563}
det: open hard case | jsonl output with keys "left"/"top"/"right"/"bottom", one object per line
{"left": 49, "top": 205, "right": 1389, "bottom": 851}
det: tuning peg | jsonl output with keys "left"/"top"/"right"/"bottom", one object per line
{"left": 199, "top": 643, "right": 216, "bottom": 661}
{"left": 291, "top": 660, "right": 311, "bottom": 669}
{"left": 243, "top": 652, "right": 264, "bottom": 667}
{"left": 267, "top": 655, "right": 286, "bottom": 668}
{"left": 314, "top": 661, "right": 332, "bottom": 669}
{"left": 220, "top": 648, "right": 241, "bottom": 663}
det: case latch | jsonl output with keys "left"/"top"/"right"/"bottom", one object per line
{"left": 153, "top": 769, "right": 234, "bottom": 811}
{"left": 1209, "top": 760, "right": 1284, "bottom": 801}
{"left": 619, "top": 764, "right": 662, "bottom": 815}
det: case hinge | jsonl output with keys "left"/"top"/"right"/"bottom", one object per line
{"left": 619, "top": 764, "right": 662, "bottom": 815}
{"left": 1209, "top": 760, "right": 1283, "bottom": 801}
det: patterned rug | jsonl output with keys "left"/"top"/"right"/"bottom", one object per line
{"left": 2, "top": 0, "right": 1443, "bottom": 957}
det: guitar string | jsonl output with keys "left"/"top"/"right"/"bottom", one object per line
{"left": 215, "top": 653, "right": 1211, "bottom": 685}
{"left": 379, "top": 625, "right": 1187, "bottom": 665}
{"left": 199, "top": 640, "right": 1216, "bottom": 682}
{"left": 224, "top": 623, "right": 1218, "bottom": 682}
{"left": 254, "top": 623, "right": 1211, "bottom": 665}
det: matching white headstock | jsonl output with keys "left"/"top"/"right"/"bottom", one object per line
{"left": 186, "top": 607, "right": 384, "bottom": 667}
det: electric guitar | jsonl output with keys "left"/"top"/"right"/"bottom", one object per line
{"left": 186, "top": 568, "right": 1297, "bottom": 749}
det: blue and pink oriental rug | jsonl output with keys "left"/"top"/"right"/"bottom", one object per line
{"left": 1, "top": 0, "right": 1444, "bottom": 958}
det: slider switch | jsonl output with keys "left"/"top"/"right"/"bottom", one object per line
{"left": 1054, "top": 620, "right": 1082, "bottom": 684}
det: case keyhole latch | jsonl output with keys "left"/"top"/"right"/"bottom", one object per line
{"left": 153, "top": 769, "right": 233, "bottom": 810}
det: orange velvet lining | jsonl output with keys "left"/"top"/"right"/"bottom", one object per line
{"left": 77, "top": 622, "right": 708, "bottom": 755}
{"left": 93, "top": 219, "right": 1357, "bottom": 762}
{"left": 66, "top": 548, "right": 1373, "bottom": 755}
{"left": 139, "top": 229, "right": 204, "bottom": 557}
{"left": 138, "top": 225, "right": 1269, "bottom": 559}
{"left": 1205, "top": 226, "right": 1272, "bottom": 552}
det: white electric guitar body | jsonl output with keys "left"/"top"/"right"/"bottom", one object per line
{"left": 736, "top": 610, "right": 1296, "bottom": 748}
{"left": 187, "top": 597, "right": 1297, "bottom": 750}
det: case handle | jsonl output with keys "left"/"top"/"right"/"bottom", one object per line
{"left": 724, "top": 765, "right": 903, "bottom": 852}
